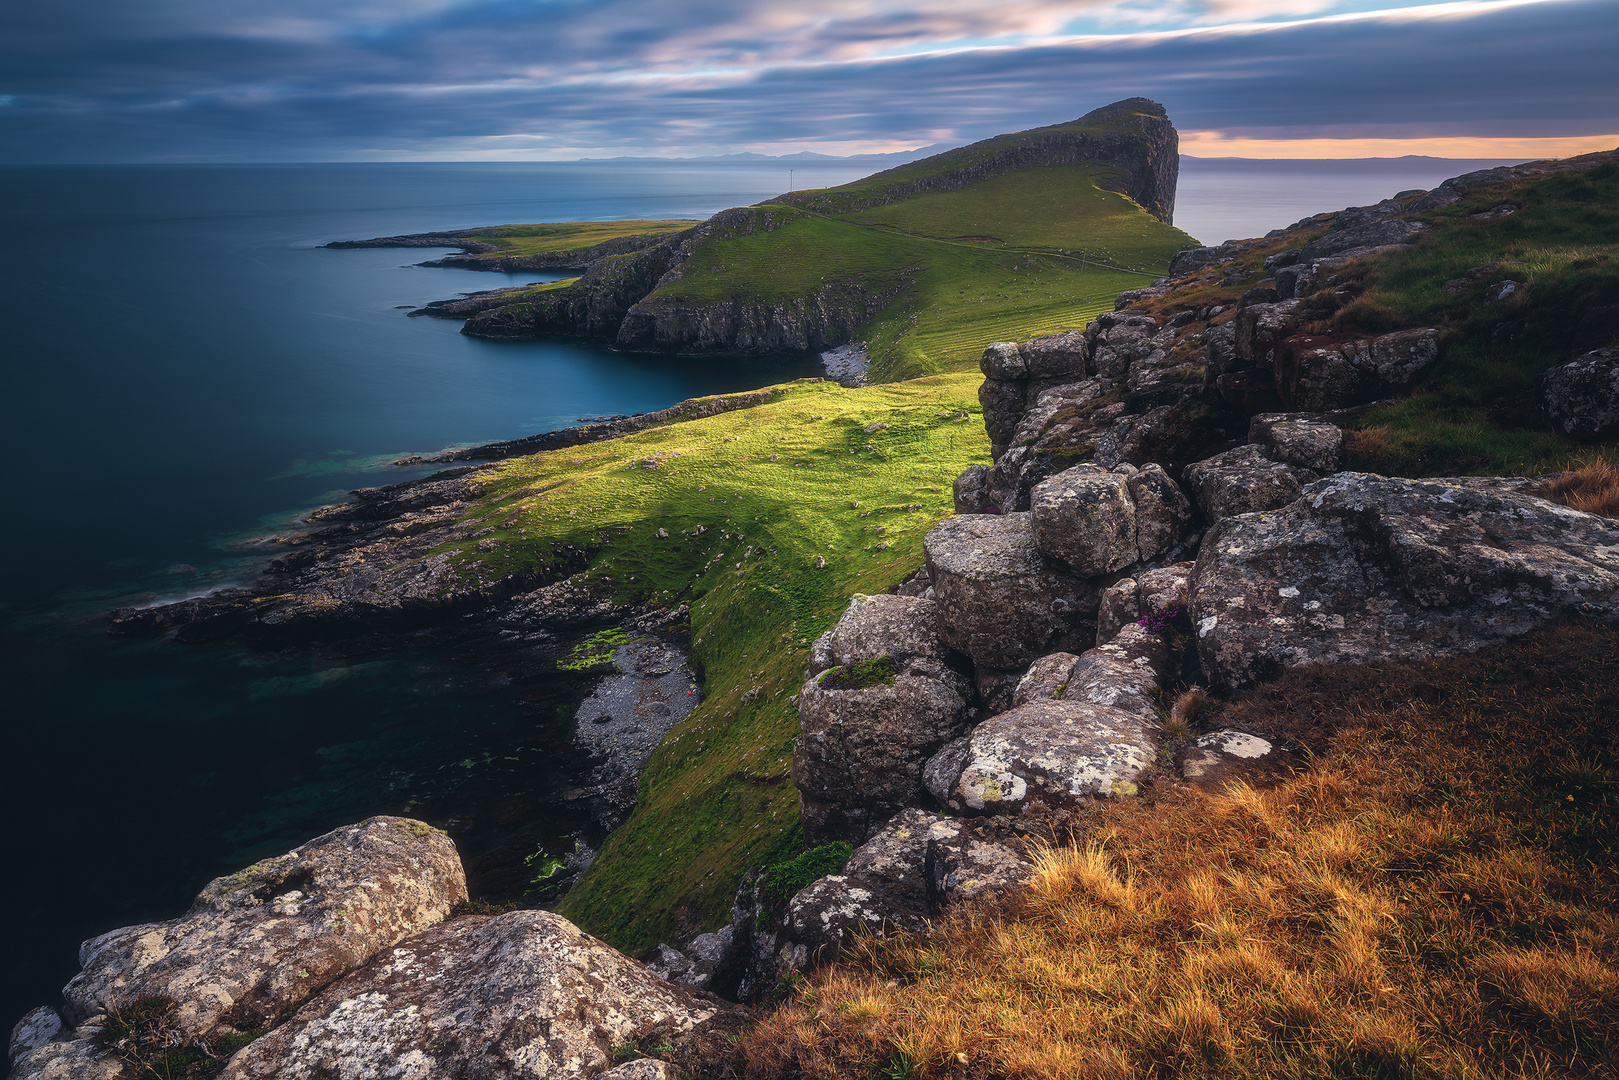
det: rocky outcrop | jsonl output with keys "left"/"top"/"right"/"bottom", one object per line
{"left": 1183, "top": 444, "right": 1317, "bottom": 521}
{"left": 221, "top": 910, "right": 735, "bottom": 1080}
{"left": 1544, "top": 347, "right": 1619, "bottom": 440}
{"left": 793, "top": 595, "right": 974, "bottom": 842}
{"left": 63, "top": 817, "right": 465, "bottom": 1037}
{"left": 1192, "top": 473, "right": 1619, "bottom": 689}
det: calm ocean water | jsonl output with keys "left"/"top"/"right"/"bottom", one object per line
{"left": 0, "top": 156, "right": 1507, "bottom": 1028}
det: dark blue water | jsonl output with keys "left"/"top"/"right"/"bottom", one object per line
{"left": 0, "top": 161, "right": 874, "bottom": 1030}
{"left": 0, "top": 156, "right": 1501, "bottom": 1031}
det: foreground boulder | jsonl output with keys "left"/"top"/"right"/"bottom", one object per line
{"left": 221, "top": 910, "right": 731, "bottom": 1079}
{"left": 63, "top": 817, "right": 466, "bottom": 1037}
{"left": 924, "top": 514, "right": 1099, "bottom": 668}
{"left": 1192, "top": 473, "right": 1619, "bottom": 689}
{"left": 932, "top": 700, "right": 1157, "bottom": 813}
{"left": 1030, "top": 463, "right": 1192, "bottom": 576}
{"left": 794, "top": 594, "right": 973, "bottom": 841}
{"left": 1184, "top": 444, "right": 1317, "bottom": 521}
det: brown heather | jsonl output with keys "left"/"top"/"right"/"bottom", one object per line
{"left": 1544, "top": 459, "right": 1619, "bottom": 518}
{"left": 739, "top": 621, "right": 1619, "bottom": 1080}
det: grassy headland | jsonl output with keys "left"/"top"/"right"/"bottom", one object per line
{"left": 427, "top": 375, "right": 988, "bottom": 952}
{"left": 452, "top": 220, "right": 693, "bottom": 259}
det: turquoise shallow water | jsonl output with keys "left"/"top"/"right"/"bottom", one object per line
{"left": 0, "top": 156, "right": 1499, "bottom": 1030}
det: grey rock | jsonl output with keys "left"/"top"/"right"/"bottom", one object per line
{"left": 1168, "top": 244, "right": 1242, "bottom": 276}
{"left": 974, "top": 664, "right": 1023, "bottom": 717}
{"left": 1233, "top": 300, "right": 1302, "bottom": 369}
{"left": 1136, "top": 562, "right": 1195, "bottom": 619}
{"left": 926, "top": 832, "right": 1034, "bottom": 905}
{"left": 1063, "top": 625, "right": 1170, "bottom": 722}
{"left": 1544, "top": 347, "right": 1619, "bottom": 440}
{"left": 1181, "top": 730, "right": 1295, "bottom": 792}
{"left": 1184, "top": 445, "right": 1315, "bottom": 521}
{"left": 923, "top": 736, "right": 972, "bottom": 806}
{"left": 1012, "top": 652, "right": 1081, "bottom": 706}
{"left": 221, "top": 911, "right": 728, "bottom": 1080}
{"left": 1486, "top": 279, "right": 1526, "bottom": 303}
{"left": 1096, "top": 578, "right": 1140, "bottom": 644}
{"left": 1127, "top": 463, "right": 1195, "bottom": 562}
{"left": 63, "top": 817, "right": 467, "bottom": 1038}
{"left": 643, "top": 926, "right": 732, "bottom": 992}
{"left": 1297, "top": 206, "right": 1428, "bottom": 261}
{"left": 978, "top": 378, "right": 1027, "bottom": 452}
{"left": 945, "top": 701, "right": 1157, "bottom": 812}
{"left": 1275, "top": 335, "right": 1379, "bottom": 411}
{"left": 953, "top": 464, "right": 992, "bottom": 514}
{"left": 7, "top": 1020, "right": 124, "bottom": 1080}
{"left": 1007, "top": 380, "right": 1107, "bottom": 451}
{"left": 924, "top": 514, "right": 1099, "bottom": 669}
{"left": 600, "top": 1062, "right": 683, "bottom": 1080}
{"left": 1369, "top": 328, "right": 1440, "bottom": 384}
{"left": 980, "top": 341, "right": 1029, "bottom": 381}
{"left": 1248, "top": 413, "right": 1347, "bottom": 471}
{"left": 1020, "top": 330, "right": 1090, "bottom": 379}
{"left": 1030, "top": 465, "right": 1137, "bottom": 577}
{"left": 9, "top": 1009, "right": 63, "bottom": 1068}
{"left": 1094, "top": 402, "right": 1217, "bottom": 471}
{"left": 795, "top": 594, "right": 972, "bottom": 841}
{"left": 1192, "top": 473, "right": 1619, "bottom": 690}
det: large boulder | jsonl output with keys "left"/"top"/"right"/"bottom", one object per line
{"left": 1192, "top": 473, "right": 1619, "bottom": 689}
{"left": 62, "top": 817, "right": 466, "bottom": 1038}
{"left": 1248, "top": 413, "right": 1346, "bottom": 472}
{"left": 1063, "top": 624, "right": 1171, "bottom": 721}
{"left": 220, "top": 910, "right": 731, "bottom": 1080}
{"left": 934, "top": 701, "right": 1157, "bottom": 813}
{"left": 1183, "top": 444, "right": 1315, "bottom": 521}
{"left": 1544, "top": 347, "right": 1619, "bottom": 440}
{"left": 794, "top": 594, "right": 972, "bottom": 841}
{"left": 1029, "top": 465, "right": 1137, "bottom": 577}
{"left": 924, "top": 514, "right": 1099, "bottom": 669}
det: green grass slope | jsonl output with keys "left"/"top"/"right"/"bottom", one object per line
{"left": 427, "top": 375, "right": 990, "bottom": 954}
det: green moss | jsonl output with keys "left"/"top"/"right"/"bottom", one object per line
{"left": 765, "top": 842, "right": 856, "bottom": 900}
{"left": 817, "top": 655, "right": 898, "bottom": 690}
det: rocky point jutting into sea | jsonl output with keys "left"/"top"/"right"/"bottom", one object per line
{"left": 11, "top": 117, "right": 1619, "bottom": 1077}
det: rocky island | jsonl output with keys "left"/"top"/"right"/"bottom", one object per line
{"left": 12, "top": 108, "right": 1619, "bottom": 1078}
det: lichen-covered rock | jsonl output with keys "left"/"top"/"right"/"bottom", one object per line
{"left": 1369, "top": 328, "right": 1439, "bottom": 383}
{"left": 1126, "top": 464, "right": 1195, "bottom": 562}
{"left": 1064, "top": 625, "right": 1170, "bottom": 721}
{"left": 1094, "top": 401, "right": 1217, "bottom": 471}
{"left": 926, "top": 831, "right": 1033, "bottom": 905}
{"left": 9, "top": 1009, "right": 63, "bottom": 1069}
{"left": 7, "top": 1018, "right": 124, "bottom": 1080}
{"left": 1274, "top": 335, "right": 1378, "bottom": 411}
{"left": 1233, "top": 300, "right": 1302, "bottom": 370}
{"left": 1096, "top": 579, "right": 1140, "bottom": 644}
{"left": 1181, "top": 730, "right": 1295, "bottom": 792}
{"left": 1248, "top": 413, "right": 1346, "bottom": 472}
{"left": 62, "top": 817, "right": 467, "bottom": 1038}
{"left": 1089, "top": 316, "right": 1159, "bottom": 379}
{"left": 924, "top": 514, "right": 1098, "bottom": 669}
{"left": 1012, "top": 652, "right": 1080, "bottom": 706}
{"left": 978, "top": 377, "right": 1027, "bottom": 455}
{"left": 221, "top": 911, "right": 727, "bottom": 1080}
{"left": 795, "top": 594, "right": 972, "bottom": 841}
{"left": 952, "top": 464, "right": 992, "bottom": 514}
{"left": 1020, "top": 330, "right": 1090, "bottom": 379}
{"left": 980, "top": 341, "right": 1028, "bottom": 381}
{"left": 1544, "top": 347, "right": 1619, "bottom": 440}
{"left": 1030, "top": 465, "right": 1137, "bottom": 577}
{"left": 941, "top": 701, "right": 1157, "bottom": 812}
{"left": 1192, "top": 473, "right": 1619, "bottom": 690}
{"left": 1136, "top": 562, "right": 1194, "bottom": 619}
{"left": 1184, "top": 444, "right": 1315, "bottom": 521}
{"left": 644, "top": 925, "right": 732, "bottom": 992}
{"left": 922, "top": 736, "right": 972, "bottom": 806}
{"left": 600, "top": 1062, "right": 683, "bottom": 1080}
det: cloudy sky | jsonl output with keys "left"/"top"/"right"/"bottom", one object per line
{"left": 1, "top": 0, "right": 1615, "bottom": 162}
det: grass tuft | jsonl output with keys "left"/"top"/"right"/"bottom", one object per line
{"left": 1542, "top": 457, "right": 1619, "bottom": 517}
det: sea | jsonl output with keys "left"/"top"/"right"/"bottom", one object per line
{"left": 0, "top": 154, "right": 1511, "bottom": 1029}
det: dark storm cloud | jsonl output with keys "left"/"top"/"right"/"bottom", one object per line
{"left": 0, "top": 0, "right": 1613, "bottom": 161}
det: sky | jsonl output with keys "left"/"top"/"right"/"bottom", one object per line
{"left": 1, "top": 0, "right": 1615, "bottom": 162}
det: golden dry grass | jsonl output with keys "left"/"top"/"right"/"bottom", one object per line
{"left": 738, "top": 621, "right": 1619, "bottom": 1080}
{"left": 1543, "top": 458, "right": 1619, "bottom": 517}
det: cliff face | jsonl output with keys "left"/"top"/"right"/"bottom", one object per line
{"left": 777, "top": 98, "right": 1180, "bottom": 226}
